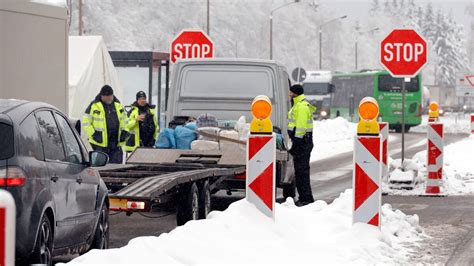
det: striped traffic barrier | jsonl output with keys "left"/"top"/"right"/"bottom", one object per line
{"left": 353, "top": 136, "right": 382, "bottom": 228}
{"left": 471, "top": 114, "right": 474, "bottom": 134}
{"left": 426, "top": 122, "right": 443, "bottom": 195}
{"left": 247, "top": 95, "right": 275, "bottom": 219}
{"left": 246, "top": 134, "right": 276, "bottom": 218}
{"left": 0, "top": 189, "right": 16, "bottom": 266}
{"left": 379, "top": 122, "right": 389, "bottom": 182}
{"left": 353, "top": 97, "right": 381, "bottom": 228}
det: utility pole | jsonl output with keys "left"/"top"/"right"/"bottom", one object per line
{"left": 79, "top": 0, "right": 83, "bottom": 35}
{"left": 206, "top": 0, "right": 210, "bottom": 36}
{"left": 318, "top": 15, "right": 347, "bottom": 69}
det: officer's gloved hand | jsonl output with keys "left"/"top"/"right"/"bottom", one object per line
{"left": 289, "top": 138, "right": 303, "bottom": 156}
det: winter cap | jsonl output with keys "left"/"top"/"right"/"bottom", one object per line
{"left": 136, "top": 91, "right": 147, "bottom": 100}
{"left": 290, "top": 84, "right": 304, "bottom": 95}
{"left": 100, "top": 85, "right": 114, "bottom": 96}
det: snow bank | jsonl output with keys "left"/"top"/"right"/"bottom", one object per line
{"left": 311, "top": 117, "right": 357, "bottom": 161}
{"left": 63, "top": 190, "right": 422, "bottom": 265}
{"left": 384, "top": 135, "right": 474, "bottom": 195}
{"left": 411, "top": 113, "right": 471, "bottom": 134}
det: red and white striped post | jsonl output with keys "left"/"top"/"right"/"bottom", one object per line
{"left": 426, "top": 122, "right": 444, "bottom": 195}
{"left": 353, "top": 136, "right": 382, "bottom": 228}
{"left": 246, "top": 95, "right": 275, "bottom": 219}
{"left": 353, "top": 97, "right": 382, "bottom": 228}
{"left": 471, "top": 114, "right": 474, "bottom": 134}
{"left": 379, "top": 122, "right": 389, "bottom": 182}
{"left": 246, "top": 135, "right": 276, "bottom": 218}
{"left": 0, "top": 190, "right": 16, "bottom": 266}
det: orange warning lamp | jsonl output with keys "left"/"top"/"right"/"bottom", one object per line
{"left": 429, "top": 101, "right": 439, "bottom": 120}
{"left": 250, "top": 95, "right": 273, "bottom": 134}
{"left": 357, "top": 97, "right": 380, "bottom": 135}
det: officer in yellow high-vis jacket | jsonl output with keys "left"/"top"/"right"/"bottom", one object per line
{"left": 125, "top": 91, "right": 159, "bottom": 152}
{"left": 288, "top": 84, "right": 316, "bottom": 207}
{"left": 82, "top": 85, "right": 129, "bottom": 163}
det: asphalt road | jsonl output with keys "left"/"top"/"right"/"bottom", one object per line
{"left": 104, "top": 131, "right": 472, "bottom": 265}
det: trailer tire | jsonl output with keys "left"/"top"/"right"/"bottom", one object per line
{"left": 176, "top": 182, "right": 200, "bottom": 226}
{"left": 199, "top": 180, "right": 212, "bottom": 219}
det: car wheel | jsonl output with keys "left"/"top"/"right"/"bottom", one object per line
{"left": 176, "top": 182, "right": 199, "bottom": 226}
{"left": 199, "top": 180, "right": 212, "bottom": 219}
{"left": 30, "top": 215, "right": 53, "bottom": 266}
{"left": 91, "top": 203, "right": 109, "bottom": 250}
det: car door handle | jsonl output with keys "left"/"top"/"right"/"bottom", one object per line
{"left": 51, "top": 175, "right": 59, "bottom": 182}
{"left": 76, "top": 177, "right": 83, "bottom": 184}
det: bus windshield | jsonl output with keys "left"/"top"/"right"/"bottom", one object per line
{"left": 303, "top": 83, "right": 330, "bottom": 95}
{"left": 378, "top": 75, "right": 419, "bottom": 92}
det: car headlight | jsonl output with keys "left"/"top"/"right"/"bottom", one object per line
{"left": 439, "top": 109, "right": 444, "bottom": 115}
{"left": 320, "top": 111, "right": 328, "bottom": 117}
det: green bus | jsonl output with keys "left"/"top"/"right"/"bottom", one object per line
{"left": 330, "top": 70, "right": 422, "bottom": 132}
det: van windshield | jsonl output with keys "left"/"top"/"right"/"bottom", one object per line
{"left": 303, "top": 83, "right": 330, "bottom": 95}
{"left": 0, "top": 123, "right": 14, "bottom": 160}
{"left": 180, "top": 65, "right": 274, "bottom": 99}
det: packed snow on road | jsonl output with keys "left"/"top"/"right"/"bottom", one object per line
{"left": 63, "top": 190, "right": 423, "bottom": 265}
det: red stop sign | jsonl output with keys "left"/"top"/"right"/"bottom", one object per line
{"left": 380, "top": 29, "right": 427, "bottom": 77}
{"left": 170, "top": 30, "right": 214, "bottom": 63}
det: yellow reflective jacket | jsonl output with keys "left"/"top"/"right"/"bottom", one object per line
{"left": 82, "top": 96, "right": 128, "bottom": 148}
{"left": 124, "top": 103, "right": 159, "bottom": 152}
{"left": 288, "top": 94, "right": 316, "bottom": 138}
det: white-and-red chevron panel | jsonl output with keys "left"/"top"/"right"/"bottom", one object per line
{"left": 353, "top": 136, "right": 382, "bottom": 228}
{"left": 426, "top": 123, "right": 443, "bottom": 194}
{"left": 246, "top": 134, "right": 276, "bottom": 219}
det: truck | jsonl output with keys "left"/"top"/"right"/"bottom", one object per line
{"left": 101, "top": 58, "right": 295, "bottom": 225}
{"left": 301, "top": 71, "right": 334, "bottom": 119}
{"left": 0, "top": 1, "right": 68, "bottom": 113}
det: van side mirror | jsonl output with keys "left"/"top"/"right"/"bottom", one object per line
{"left": 89, "top": 151, "right": 109, "bottom": 167}
{"left": 329, "top": 84, "right": 335, "bottom": 93}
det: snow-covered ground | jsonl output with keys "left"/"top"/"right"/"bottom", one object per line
{"left": 383, "top": 135, "right": 474, "bottom": 195}
{"left": 411, "top": 113, "right": 471, "bottom": 134}
{"left": 311, "top": 117, "right": 356, "bottom": 162}
{"left": 63, "top": 189, "right": 423, "bottom": 265}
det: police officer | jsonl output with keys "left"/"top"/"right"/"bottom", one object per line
{"left": 125, "top": 91, "right": 159, "bottom": 152}
{"left": 82, "top": 85, "right": 129, "bottom": 163}
{"left": 288, "top": 84, "right": 316, "bottom": 206}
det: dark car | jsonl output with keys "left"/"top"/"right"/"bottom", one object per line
{"left": 0, "top": 99, "right": 110, "bottom": 265}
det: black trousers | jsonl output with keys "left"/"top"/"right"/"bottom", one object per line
{"left": 91, "top": 144, "right": 123, "bottom": 164}
{"left": 292, "top": 137, "right": 315, "bottom": 203}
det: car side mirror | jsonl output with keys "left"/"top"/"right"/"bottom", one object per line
{"left": 89, "top": 151, "right": 109, "bottom": 167}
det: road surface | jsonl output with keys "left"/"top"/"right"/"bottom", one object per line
{"left": 103, "top": 132, "right": 472, "bottom": 265}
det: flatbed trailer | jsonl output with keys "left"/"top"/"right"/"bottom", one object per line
{"left": 97, "top": 148, "right": 248, "bottom": 225}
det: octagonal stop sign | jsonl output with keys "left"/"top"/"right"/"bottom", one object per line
{"left": 380, "top": 29, "right": 427, "bottom": 77}
{"left": 170, "top": 30, "right": 214, "bottom": 63}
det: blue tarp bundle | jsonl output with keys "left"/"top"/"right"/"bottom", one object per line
{"left": 174, "top": 123, "right": 198, "bottom": 150}
{"left": 155, "top": 128, "right": 176, "bottom": 149}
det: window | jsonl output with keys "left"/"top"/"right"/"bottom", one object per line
{"left": 0, "top": 123, "right": 14, "bottom": 160}
{"left": 55, "top": 113, "right": 83, "bottom": 164}
{"left": 378, "top": 75, "right": 419, "bottom": 92}
{"left": 18, "top": 115, "right": 44, "bottom": 160}
{"left": 303, "top": 83, "right": 330, "bottom": 95}
{"left": 36, "top": 111, "right": 66, "bottom": 162}
{"left": 180, "top": 65, "right": 274, "bottom": 99}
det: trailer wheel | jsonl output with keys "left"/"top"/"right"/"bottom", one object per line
{"left": 199, "top": 180, "right": 212, "bottom": 219}
{"left": 176, "top": 182, "right": 200, "bottom": 226}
